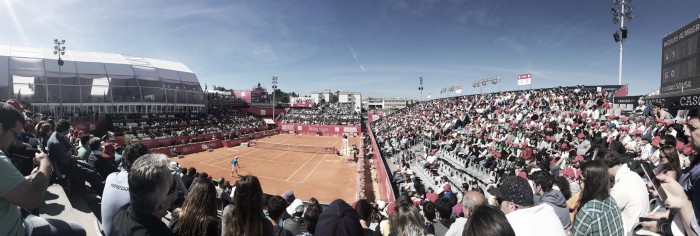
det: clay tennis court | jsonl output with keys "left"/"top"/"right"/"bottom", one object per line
{"left": 170, "top": 134, "right": 361, "bottom": 203}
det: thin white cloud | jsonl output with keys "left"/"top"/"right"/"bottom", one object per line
{"left": 494, "top": 36, "right": 527, "bottom": 53}
{"left": 347, "top": 45, "right": 366, "bottom": 72}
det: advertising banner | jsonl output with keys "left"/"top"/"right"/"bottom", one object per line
{"left": 279, "top": 123, "right": 362, "bottom": 135}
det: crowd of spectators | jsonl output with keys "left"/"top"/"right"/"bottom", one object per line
{"left": 283, "top": 102, "right": 361, "bottom": 125}
{"left": 371, "top": 85, "right": 700, "bottom": 235}
{"left": 206, "top": 92, "right": 247, "bottom": 106}
{"left": 108, "top": 109, "right": 266, "bottom": 141}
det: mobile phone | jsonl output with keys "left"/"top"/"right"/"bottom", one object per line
{"left": 640, "top": 161, "right": 668, "bottom": 203}
{"left": 638, "top": 217, "right": 655, "bottom": 222}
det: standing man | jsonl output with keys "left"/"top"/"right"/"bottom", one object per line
{"left": 231, "top": 156, "right": 239, "bottom": 177}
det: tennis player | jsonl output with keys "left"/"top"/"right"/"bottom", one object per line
{"left": 231, "top": 156, "right": 239, "bottom": 177}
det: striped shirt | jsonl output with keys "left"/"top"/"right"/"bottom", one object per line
{"left": 572, "top": 197, "right": 624, "bottom": 236}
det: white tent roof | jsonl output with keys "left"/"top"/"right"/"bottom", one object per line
{"left": 0, "top": 44, "right": 201, "bottom": 87}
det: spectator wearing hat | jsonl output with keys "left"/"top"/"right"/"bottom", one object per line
{"left": 315, "top": 199, "right": 364, "bottom": 236}
{"left": 283, "top": 199, "right": 308, "bottom": 235}
{"left": 444, "top": 191, "right": 486, "bottom": 236}
{"left": 534, "top": 172, "right": 571, "bottom": 230}
{"left": 101, "top": 143, "right": 149, "bottom": 236}
{"left": 597, "top": 150, "right": 649, "bottom": 235}
{"left": 572, "top": 160, "right": 624, "bottom": 236}
{"left": 280, "top": 189, "right": 296, "bottom": 221}
{"left": 576, "top": 133, "right": 591, "bottom": 157}
{"left": 167, "top": 161, "right": 189, "bottom": 209}
{"left": 95, "top": 142, "right": 119, "bottom": 179}
{"left": 110, "top": 154, "right": 177, "bottom": 236}
{"left": 489, "top": 176, "right": 566, "bottom": 236}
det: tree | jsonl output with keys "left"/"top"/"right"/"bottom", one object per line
{"left": 330, "top": 90, "right": 339, "bottom": 103}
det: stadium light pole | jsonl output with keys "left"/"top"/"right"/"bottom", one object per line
{"left": 419, "top": 77, "right": 424, "bottom": 102}
{"left": 53, "top": 39, "right": 66, "bottom": 113}
{"left": 612, "top": 0, "right": 632, "bottom": 85}
{"left": 272, "top": 76, "right": 278, "bottom": 120}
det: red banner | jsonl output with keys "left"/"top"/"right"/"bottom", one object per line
{"left": 280, "top": 124, "right": 361, "bottom": 136}
{"left": 149, "top": 130, "right": 277, "bottom": 156}
{"left": 116, "top": 127, "right": 265, "bottom": 149}
{"left": 367, "top": 121, "right": 395, "bottom": 202}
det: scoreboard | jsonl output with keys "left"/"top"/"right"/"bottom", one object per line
{"left": 661, "top": 18, "right": 700, "bottom": 93}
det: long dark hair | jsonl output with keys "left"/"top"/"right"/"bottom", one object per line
{"left": 554, "top": 175, "right": 572, "bottom": 200}
{"left": 176, "top": 178, "right": 217, "bottom": 236}
{"left": 224, "top": 175, "right": 264, "bottom": 236}
{"left": 304, "top": 198, "right": 322, "bottom": 234}
{"left": 659, "top": 145, "right": 681, "bottom": 179}
{"left": 576, "top": 160, "right": 611, "bottom": 212}
{"left": 463, "top": 205, "right": 515, "bottom": 236}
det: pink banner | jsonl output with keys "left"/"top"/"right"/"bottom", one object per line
{"left": 280, "top": 124, "right": 361, "bottom": 136}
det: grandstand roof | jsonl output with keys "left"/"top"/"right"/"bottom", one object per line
{"left": 0, "top": 44, "right": 200, "bottom": 87}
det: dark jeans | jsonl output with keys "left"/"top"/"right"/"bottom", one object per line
{"left": 24, "top": 214, "right": 86, "bottom": 236}
{"left": 63, "top": 162, "right": 105, "bottom": 196}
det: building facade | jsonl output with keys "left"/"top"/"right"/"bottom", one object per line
{"left": 0, "top": 44, "right": 204, "bottom": 114}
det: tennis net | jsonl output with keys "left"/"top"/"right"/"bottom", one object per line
{"left": 248, "top": 141, "right": 337, "bottom": 154}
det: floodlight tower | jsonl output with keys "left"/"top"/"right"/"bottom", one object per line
{"left": 272, "top": 76, "right": 278, "bottom": 120}
{"left": 611, "top": 0, "right": 632, "bottom": 85}
{"left": 53, "top": 39, "right": 66, "bottom": 109}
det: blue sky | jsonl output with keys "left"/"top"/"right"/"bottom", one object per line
{"left": 2, "top": 0, "right": 700, "bottom": 99}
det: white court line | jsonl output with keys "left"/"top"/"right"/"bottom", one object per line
{"left": 201, "top": 147, "right": 262, "bottom": 165}
{"left": 210, "top": 154, "right": 303, "bottom": 166}
{"left": 269, "top": 150, "right": 290, "bottom": 161}
{"left": 301, "top": 138, "right": 341, "bottom": 183}
{"left": 204, "top": 163, "right": 303, "bottom": 183}
{"left": 285, "top": 138, "right": 334, "bottom": 181}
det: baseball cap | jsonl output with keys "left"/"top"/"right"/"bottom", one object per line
{"left": 573, "top": 155, "right": 585, "bottom": 163}
{"left": 487, "top": 176, "right": 534, "bottom": 207}
{"left": 5, "top": 99, "right": 24, "bottom": 110}
{"left": 426, "top": 192, "right": 439, "bottom": 203}
{"left": 577, "top": 133, "right": 584, "bottom": 139}
{"left": 168, "top": 161, "right": 179, "bottom": 171}
{"left": 286, "top": 199, "right": 305, "bottom": 215}
{"left": 559, "top": 168, "right": 576, "bottom": 179}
